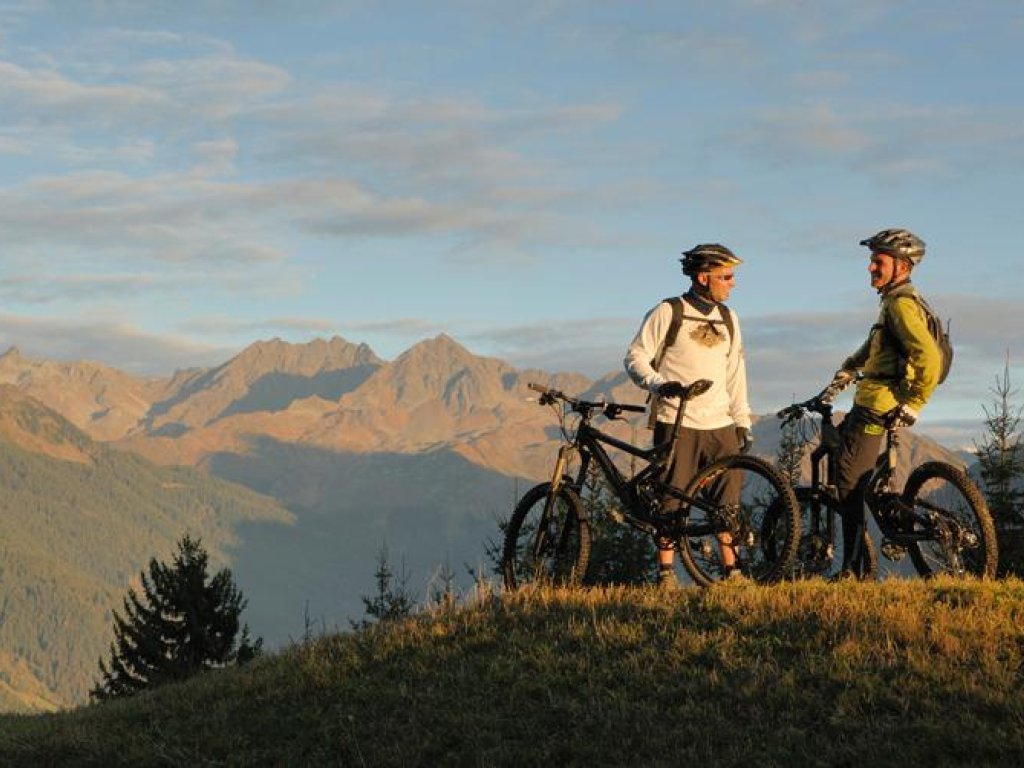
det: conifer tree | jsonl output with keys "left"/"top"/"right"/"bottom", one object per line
{"left": 352, "top": 543, "right": 415, "bottom": 629}
{"left": 91, "top": 534, "right": 261, "bottom": 701}
{"left": 582, "top": 465, "right": 657, "bottom": 586}
{"left": 775, "top": 415, "right": 810, "bottom": 488}
{"left": 973, "top": 358, "right": 1024, "bottom": 575}
{"left": 974, "top": 358, "right": 1024, "bottom": 528}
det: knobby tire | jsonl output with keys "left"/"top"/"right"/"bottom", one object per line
{"left": 901, "top": 461, "right": 997, "bottom": 578}
{"left": 675, "top": 454, "right": 800, "bottom": 586}
{"left": 501, "top": 481, "right": 590, "bottom": 590}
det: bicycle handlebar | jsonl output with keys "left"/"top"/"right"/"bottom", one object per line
{"left": 776, "top": 391, "right": 833, "bottom": 423}
{"left": 527, "top": 382, "right": 647, "bottom": 417}
{"left": 776, "top": 372, "right": 862, "bottom": 422}
{"left": 527, "top": 378, "right": 713, "bottom": 419}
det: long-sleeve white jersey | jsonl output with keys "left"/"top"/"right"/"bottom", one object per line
{"left": 624, "top": 295, "right": 752, "bottom": 430}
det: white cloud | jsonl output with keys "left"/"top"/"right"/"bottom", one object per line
{"left": 180, "top": 315, "right": 339, "bottom": 337}
{"left": 728, "top": 101, "right": 1024, "bottom": 180}
{"left": 190, "top": 137, "right": 238, "bottom": 177}
{"left": 0, "top": 272, "right": 197, "bottom": 303}
{"left": 0, "top": 313, "right": 233, "bottom": 374}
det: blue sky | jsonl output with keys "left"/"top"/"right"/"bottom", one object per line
{"left": 0, "top": 1, "right": 1022, "bottom": 448}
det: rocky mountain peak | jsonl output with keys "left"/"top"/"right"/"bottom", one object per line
{"left": 0, "top": 384, "right": 92, "bottom": 463}
{"left": 225, "top": 336, "right": 381, "bottom": 380}
{"left": 0, "top": 345, "right": 25, "bottom": 364}
{"left": 349, "top": 334, "right": 513, "bottom": 412}
{"left": 397, "top": 333, "right": 471, "bottom": 362}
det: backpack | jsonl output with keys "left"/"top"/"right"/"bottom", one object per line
{"left": 649, "top": 296, "right": 735, "bottom": 370}
{"left": 646, "top": 296, "right": 735, "bottom": 428}
{"left": 884, "top": 292, "right": 954, "bottom": 385}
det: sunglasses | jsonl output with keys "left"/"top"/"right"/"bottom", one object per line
{"left": 710, "top": 273, "right": 735, "bottom": 282}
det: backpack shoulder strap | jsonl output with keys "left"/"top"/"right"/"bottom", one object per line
{"left": 651, "top": 296, "right": 684, "bottom": 372}
{"left": 662, "top": 296, "right": 685, "bottom": 350}
{"left": 882, "top": 290, "right": 936, "bottom": 354}
{"left": 718, "top": 303, "right": 736, "bottom": 351}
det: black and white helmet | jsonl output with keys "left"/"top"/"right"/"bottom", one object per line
{"left": 680, "top": 243, "right": 743, "bottom": 277}
{"left": 859, "top": 228, "right": 926, "bottom": 266}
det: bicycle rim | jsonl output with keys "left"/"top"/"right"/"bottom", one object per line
{"left": 501, "top": 482, "right": 590, "bottom": 589}
{"left": 901, "top": 462, "right": 997, "bottom": 578}
{"left": 676, "top": 455, "right": 799, "bottom": 586}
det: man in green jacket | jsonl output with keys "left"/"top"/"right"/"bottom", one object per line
{"left": 827, "top": 228, "right": 942, "bottom": 578}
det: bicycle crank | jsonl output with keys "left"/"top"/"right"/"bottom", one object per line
{"left": 880, "top": 540, "right": 907, "bottom": 562}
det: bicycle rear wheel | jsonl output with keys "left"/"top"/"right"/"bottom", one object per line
{"left": 792, "top": 488, "right": 877, "bottom": 580}
{"left": 675, "top": 455, "right": 799, "bottom": 586}
{"left": 501, "top": 482, "right": 590, "bottom": 590}
{"left": 901, "top": 461, "right": 997, "bottom": 578}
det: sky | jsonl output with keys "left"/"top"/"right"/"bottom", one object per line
{"left": 0, "top": 0, "right": 1022, "bottom": 449}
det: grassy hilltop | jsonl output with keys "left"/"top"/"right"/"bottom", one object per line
{"left": 2, "top": 579, "right": 1024, "bottom": 767}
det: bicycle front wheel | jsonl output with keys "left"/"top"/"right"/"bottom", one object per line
{"left": 676, "top": 455, "right": 799, "bottom": 586}
{"left": 901, "top": 461, "right": 997, "bottom": 578}
{"left": 501, "top": 482, "right": 590, "bottom": 590}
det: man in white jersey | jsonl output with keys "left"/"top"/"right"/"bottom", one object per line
{"left": 624, "top": 243, "right": 753, "bottom": 587}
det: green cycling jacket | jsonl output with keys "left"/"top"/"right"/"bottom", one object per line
{"left": 841, "top": 281, "right": 942, "bottom": 414}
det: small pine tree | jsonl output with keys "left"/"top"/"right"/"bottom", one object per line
{"left": 973, "top": 358, "right": 1024, "bottom": 575}
{"left": 582, "top": 466, "right": 657, "bottom": 586}
{"left": 974, "top": 358, "right": 1024, "bottom": 528}
{"left": 92, "top": 534, "right": 261, "bottom": 701}
{"left": 775, "top": 414, "right": 810, "bottom": 488}
{"left": 426, "top": 559, "right": 458, "bottom": 610}
{"left": 352, "top": 543, "right": 415, "bottom": 629}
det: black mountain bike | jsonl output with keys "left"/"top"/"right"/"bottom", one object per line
{"left": 777, "top": 383, "right": 997, "bottom": 579}
{"left": 501, "top": 381, "right": 800, "bottom": 588}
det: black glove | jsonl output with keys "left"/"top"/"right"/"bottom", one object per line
{"left": 657, "top": 381, "right": 687, "bottom": 399}
{"left": 736, "top": 427, "right": 753, "bottom": 454}
{"left": 887, "top": 403, "right": 918, "bottom": 428}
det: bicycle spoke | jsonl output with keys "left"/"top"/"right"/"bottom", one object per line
{"left": 675, "top": 455, "right": 799, "bottom": 586}
{"left": 901, "top": 462, "right": 996, "bottom": 578}
{"left": 502, "top": 483, "right": 590, "bottom": 589}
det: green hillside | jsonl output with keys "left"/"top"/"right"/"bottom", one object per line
{"left": 0, "top": 395, "right": 291, "bottom": 712}
{"left": 2, "top": 580, "right": 1023, "bottom": 766}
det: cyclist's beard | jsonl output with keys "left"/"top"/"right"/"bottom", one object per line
{"left": 691, "top": 280, "right": 715, "bottom": 303}
{"left": 874, "top": 259, "right": 913, "bottom": 295}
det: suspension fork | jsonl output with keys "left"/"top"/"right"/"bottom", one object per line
{"left": 549, "top": 444, "right": 578, "bottom": 492}
{"left": 529, "top": 444, "right": 580, "bottom": 563}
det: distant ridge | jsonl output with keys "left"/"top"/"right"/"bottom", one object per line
{"left": 0, "top": 333, "right": 971, "bottom": 713}
{"left": 0, "top": 333, "right": 966, "bottom": 480}
{"left": 0, "top": 390, "right": 291, "bottom": 713}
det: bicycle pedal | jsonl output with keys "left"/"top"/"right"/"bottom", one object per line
{"left": 880, "top": 541, "right": 906, "bottom": 562}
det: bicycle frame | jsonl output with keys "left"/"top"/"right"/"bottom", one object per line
{"left": 509, "top": 379, "right": 801, "bottom": 587}
{"left": 547, "top": 390, "right": 720, "bottom": 542}
{"left": 782, "top": 392, "right": 951, "bottom": 553}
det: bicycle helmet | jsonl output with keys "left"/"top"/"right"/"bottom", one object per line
{"left": 859, "top": 228, "right": 925, "bottom": 266}
{"left": 680, "top": 243, "right": 743, "bottom": 277}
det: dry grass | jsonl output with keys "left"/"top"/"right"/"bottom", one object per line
{"left": 2, "top": 578, "right": 1024, "bottom": 766}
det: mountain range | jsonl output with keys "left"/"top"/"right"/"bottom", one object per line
{"left": 0, "top": 335, "right": 969, "bottom": 711}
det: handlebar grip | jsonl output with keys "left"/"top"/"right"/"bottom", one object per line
{"left": 776, "top": 405, "right": 797, "bottom": 419}
{"left": 616, "top": 403, "right": 647, "bottom": 413}
{"left": 686, "top": 379, "right": 713, "bottom": 400}
{"left": 527, "top": 382, "right": 549, "bottom": 394}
